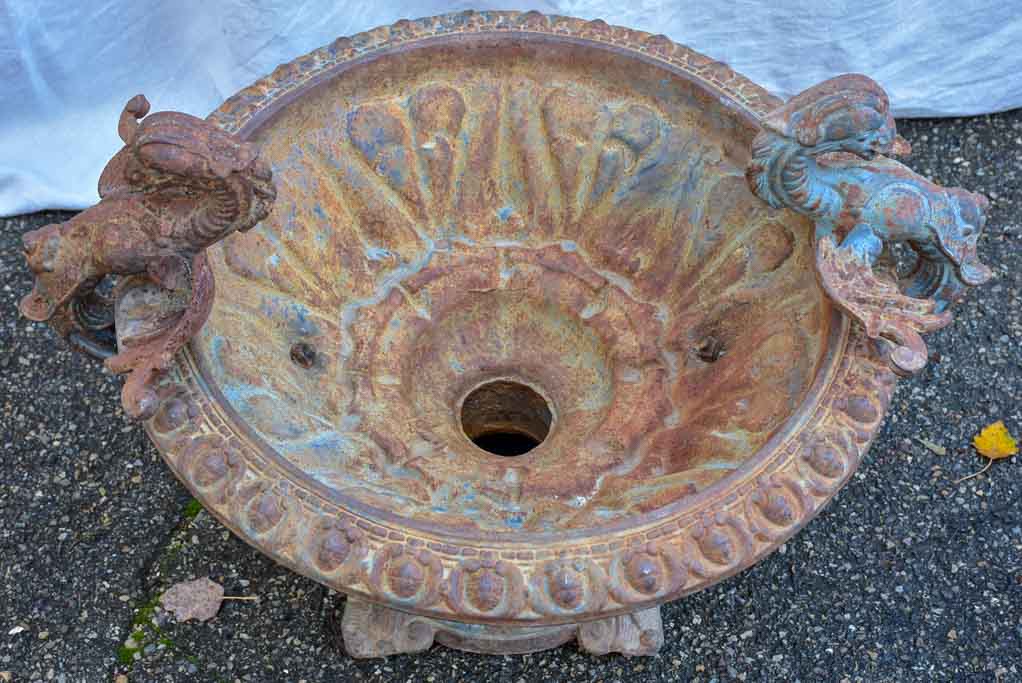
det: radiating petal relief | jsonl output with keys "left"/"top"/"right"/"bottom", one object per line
{"left": 199, "top": 65, "right": 829, "bottom": 533}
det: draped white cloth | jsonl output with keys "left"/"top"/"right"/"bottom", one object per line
{"left": 2, "top": 1, "right": 1019, "bottom": 216}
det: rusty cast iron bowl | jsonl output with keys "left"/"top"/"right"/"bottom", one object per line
{"left": 18, "top": 11, "right": 995, "bottom": 657}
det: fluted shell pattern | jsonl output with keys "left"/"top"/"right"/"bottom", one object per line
{"left": 198, "top": 37, "right": 831, "bottom": 534}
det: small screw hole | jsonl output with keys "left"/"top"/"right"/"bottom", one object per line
{"left": 290, "top": 342, "right": 316, "bottom": 369}
{"left": 695, "top": 337, "right": 725, "bottom": 363}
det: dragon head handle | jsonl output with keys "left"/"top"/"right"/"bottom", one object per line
{"left": 760, "top": 73, "right": 912, "bottom": 159}
{"left": 18, "top": 94, "right": 276, "bottom": 419}
{"left": 104, "top": 95, "right": 276, "bottom": 245}
{"left": 747, "top": 74, "right": 995, "bottom": 375}
{"left": 21, "top": 95, "right": 276, "bottom": 323}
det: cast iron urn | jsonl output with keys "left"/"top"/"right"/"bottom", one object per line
{"left": 18, "top": 11, "right": 994, "bottom": 657}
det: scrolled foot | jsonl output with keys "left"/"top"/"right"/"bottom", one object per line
{"left": 577, "top": 606, "right": 664, "bottom": 656}
{"left": 341, "top": 598, "right": 436, "bottom": 658}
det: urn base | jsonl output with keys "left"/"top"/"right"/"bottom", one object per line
{"left": 341, "top": 598, "right": 664, "bottom": 657}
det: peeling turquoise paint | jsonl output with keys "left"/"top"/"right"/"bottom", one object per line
{"left": 365, "top": 246, "right": 392, "bottom": 261}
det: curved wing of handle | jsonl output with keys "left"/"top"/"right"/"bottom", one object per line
{"left": 18, "top": 95, "right": 276, "bottom": 419}
{"left": 746, "top": 74, "right": 992, "bottom": 375}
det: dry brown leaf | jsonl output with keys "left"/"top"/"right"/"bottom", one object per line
{"left": 160, "top": 577, "right": 225, "bottom": 622}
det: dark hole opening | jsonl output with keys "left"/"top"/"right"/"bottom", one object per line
{"left": 461, "top": 380, "right": 552, "bottom": 457}
{"left": 290, "top": 341, "right": 317, "bottom": 369}
{"left": 695, "top": 336, "right": 726, "bottom": 363}
{"left": 470, "top": 431, "right": 542, "bottom": 457}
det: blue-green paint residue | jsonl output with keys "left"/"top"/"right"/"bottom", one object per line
{"left": 365, "top": 246, "right": 392, "bottom": 261}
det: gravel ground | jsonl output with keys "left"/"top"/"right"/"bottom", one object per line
{"left": 1, "top": 111, "right": 1020, "bottom": 683}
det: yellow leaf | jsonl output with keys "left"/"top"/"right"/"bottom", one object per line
{"left": 973, "top": 421, "right": 1019, "bottom": 460}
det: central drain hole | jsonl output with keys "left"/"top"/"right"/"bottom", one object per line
{"left": 460, "top": 380, "right": 552, "bottom": 457}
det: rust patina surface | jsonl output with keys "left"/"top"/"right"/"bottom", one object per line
{"left": 19, "top": 95, "right": 275, "bottom": 419}
{"left": 200, "top": 21, "right": 829, "bottom": 536}
{"left": 17, "top": 11, "right": 992, "bottom": 657}
{"left": 748, "top": 74, "right": 991, "bottom": 374}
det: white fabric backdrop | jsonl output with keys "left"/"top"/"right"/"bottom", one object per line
{"left": 2, "top": 1, "right": 1020, "bottom": 216}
